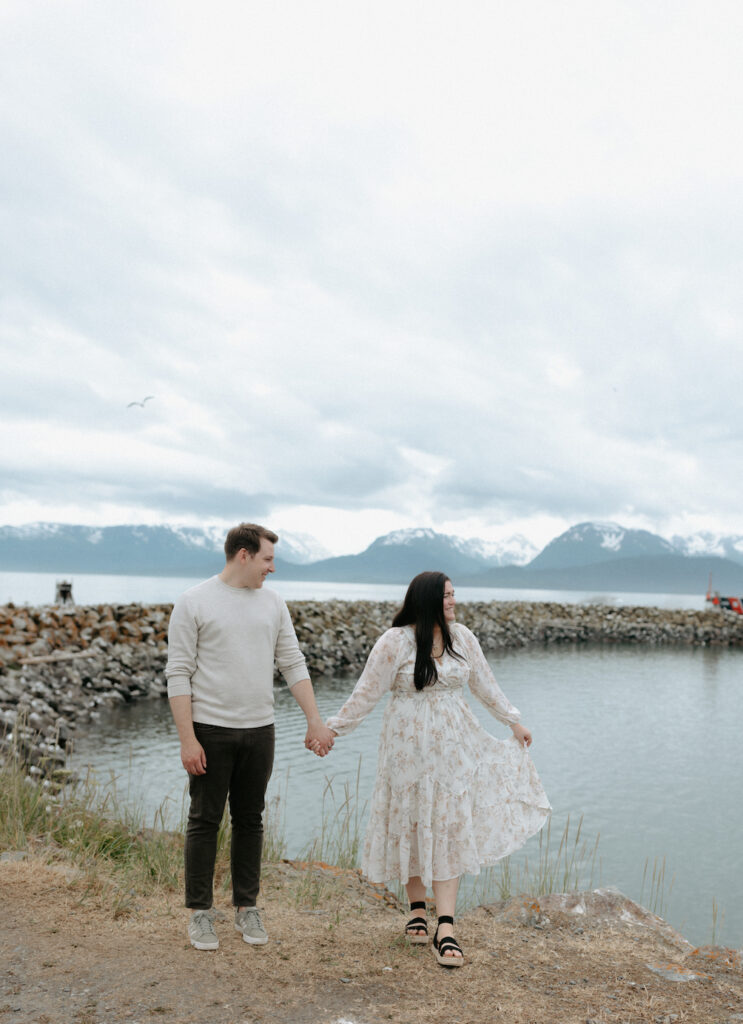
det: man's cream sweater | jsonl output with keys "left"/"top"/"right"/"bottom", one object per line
{"left": 165, "top": 576, "right": 309, "bottom": 728}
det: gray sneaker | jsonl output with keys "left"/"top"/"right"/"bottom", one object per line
{"left": 235, "top": 906, "right": 268, "bottom": 945}
{"left": 188, "top": 909, "right": 219, "bottom": 950}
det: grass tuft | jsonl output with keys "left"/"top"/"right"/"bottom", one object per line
{"left": 291, "top": 759, "right": 367, "bottom": 907}
{"left": 464, "top": 814, "right": 600, "bottom": 912}
{"left": 1, "top": 718, "right": 183, "bottom": 893}
{"left": 711, "top": 897, "right": 725, "bottom": 946}
{"left": 640, "top": 855, "right": 675, "bottom": 919}
{"left": 300, "top": 758, "right": 367, "bottom": 870}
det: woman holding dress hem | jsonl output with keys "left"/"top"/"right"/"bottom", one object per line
{"left": 322, "top": 572, "right": 550, "bottom": 966}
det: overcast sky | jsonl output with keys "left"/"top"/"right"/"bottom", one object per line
{"left": 2, "top": 1, "right": 742, "bottom": 554}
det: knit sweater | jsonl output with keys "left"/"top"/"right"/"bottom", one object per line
{"left": 165, "top": 575, "right": 309, "bottom": 728}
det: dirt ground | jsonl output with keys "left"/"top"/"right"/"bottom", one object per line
{"left": 1, "top": 856, "right": 741, "bottom": 1024}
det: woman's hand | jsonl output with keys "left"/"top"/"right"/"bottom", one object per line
{"left": 510, "top": 723, "right": 532, "bottom": 748}
{"left": 308, "top": 729, "right": 338, "bottom": 757}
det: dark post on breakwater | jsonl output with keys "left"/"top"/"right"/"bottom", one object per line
{"left": 1, "top": 599, "right": 742, "bottom": 772}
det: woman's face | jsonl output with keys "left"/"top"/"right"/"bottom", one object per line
{"left": 443, "top": 580, "right": 456, "bottom": 622}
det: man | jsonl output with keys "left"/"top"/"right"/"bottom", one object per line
{"left": 165, "top": 522, "right": 335, "bottom": 951}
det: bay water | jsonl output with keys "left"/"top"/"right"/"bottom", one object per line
{"left": 67, "top": 642, "right": 742, "bottom": 948}
{"left": 0, "top": 568, "right": 709, "bottom": 610}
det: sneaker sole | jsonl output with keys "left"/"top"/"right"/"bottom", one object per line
{"left": 235, "top": 924, "right": 268, "bottom": 945}
{"left": 190, "top": 937, "right": 219, "bottom": 950}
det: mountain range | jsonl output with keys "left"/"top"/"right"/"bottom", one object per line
{"left": 0, "top": 524, "right": 328, "bottom": 577}
{"left": 2, "top": 520, "right": 743, "bottom": 595}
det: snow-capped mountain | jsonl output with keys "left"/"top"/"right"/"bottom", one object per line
{"left": 0, "top": 522, "right": 66, "bottom": 540}
{"left": 0, "top": 523, "right": 328, "bottom": 575}
{"left": 363, "top": 529, "right": 492, "bottom": 576}
{"left": 0, "top": 524, "right": 222, "bottom": 575}
{"left": 379, "top": 527, "right": 440, "bottom": 547}
{"left": 268, "top": 521, "right": 743, "bottom": 592}
{"left": 275, "top": 531, "right": 332, "bottom": 564}
{"left": 275, "top": 527, "right": 530, "bottom": 583}
{"left": 527, "top": 521, "right": 675, "bottom": 570}
{"left": 455, "top": 534, "right": 539, "bottom": 567}
{"left": 3, "top": 520, "right": 743, "bottom": 593}
{"left": 378, "top": 528, "right": 537, "bottom": 567}
{"left": 671, "top": 532, "right": 743, "bottom": 566}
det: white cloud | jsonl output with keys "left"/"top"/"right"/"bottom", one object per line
{"left": 2, "top": 1, "right": 743, "bottom": 554}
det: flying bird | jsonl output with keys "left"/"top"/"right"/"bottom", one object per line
{"left": 127, "top": 396, "right": 155, "bottom": 408}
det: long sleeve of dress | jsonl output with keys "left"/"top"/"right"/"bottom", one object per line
{"left": 326, "top": 628, "right": 402, "bottom": 736}
{"left": 457, "top": 624, "right": 522, "bottom": 726}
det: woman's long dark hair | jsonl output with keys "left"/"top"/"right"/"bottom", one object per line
{"left": 392, "top": 571, "right": 462, "bottom": 690}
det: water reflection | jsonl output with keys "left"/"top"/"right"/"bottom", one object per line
{"left": 701, "top": 646, "right": 724, "bottom": 692}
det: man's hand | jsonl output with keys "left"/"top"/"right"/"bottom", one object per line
{"left": 305, "top": 721, "right": 336, "bottom": 758}
{"left": 289, "top": 679, "right": 336, "bottom": 757}
{"left": 181, "top": 736, "right": 207, "bottom": 775}
{"left": 170, "top": 695, "right": 206, "bottom": 774}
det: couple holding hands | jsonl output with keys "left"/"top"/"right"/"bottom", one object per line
{"left": 166, "top": 523, "right": 550, "bottom": 965}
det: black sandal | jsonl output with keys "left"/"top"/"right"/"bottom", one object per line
{"left": 433, "top": 915, "right": 464, "bottom": 967}
{"left": 404, "top": 901, "right": 429, "bottom": 945}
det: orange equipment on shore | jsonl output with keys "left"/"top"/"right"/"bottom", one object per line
{"left": 705, "top": 575, "right": 743, "bottom": 614}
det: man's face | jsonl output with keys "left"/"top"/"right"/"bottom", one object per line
{"left": 242, "top": 538, "right": 276, "bottom": 588}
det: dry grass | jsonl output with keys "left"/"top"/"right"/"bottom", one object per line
{"left": 1, "top": 854, "right": 741, "bottom": 1024}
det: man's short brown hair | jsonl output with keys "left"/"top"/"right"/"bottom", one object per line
{"left": 224, "top": 523, "right": 279, "bottom": 561}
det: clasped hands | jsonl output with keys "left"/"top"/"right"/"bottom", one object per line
{"left": 305, "top": 721, "right": 337, "bottom": 758}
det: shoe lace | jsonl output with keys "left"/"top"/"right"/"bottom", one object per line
{"left": 238, "top": 907, "right": 262, "bottom": 926}
{"left": 193, "top": 909, "right": 216, "bottom": 931}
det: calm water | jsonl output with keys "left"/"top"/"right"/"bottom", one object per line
{"left": 0, "top": 568, "right": 708, "bottom": 610}
{"left": 68, "top": 643, "right": 742, "bottom": 948}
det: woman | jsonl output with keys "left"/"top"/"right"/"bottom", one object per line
{"left": 324, "top": 572, "right": 550, "bottom": 966}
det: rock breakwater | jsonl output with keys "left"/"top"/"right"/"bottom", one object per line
{"left": 0, "top": 603, "right": 171, "bottom": 775}
{"left": 1, "top": 598, "right": 742, "bottom": 772}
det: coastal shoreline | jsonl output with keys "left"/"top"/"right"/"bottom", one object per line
{"left": 1, "top": 598, "right": 742, "bottom": 772}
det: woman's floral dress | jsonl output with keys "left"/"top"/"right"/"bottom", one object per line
{"left": 326, "top": 622, "right": 551, "bottom": 885}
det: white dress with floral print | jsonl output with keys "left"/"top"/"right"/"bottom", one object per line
{"left": 326, "top": 622, "right": 551, "bottom": 886}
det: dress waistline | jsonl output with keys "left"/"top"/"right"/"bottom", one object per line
{"left": 391, "top": 687, "right": 464, "bottom": 699}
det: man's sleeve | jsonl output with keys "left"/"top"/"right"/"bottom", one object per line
{"left": 275, "top": 602, "right": 310, "bottom": 686}
{"left": 165, "top": 597, "right": 198, "bottom": 698}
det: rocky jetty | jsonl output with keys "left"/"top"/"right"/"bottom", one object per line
{"left": 2, "top": 598, "right": 742, "bottom": 773}
{"left": 0, "top": 603, "right": 171, "bottom": 775}
{"left": 456, "top": 600, "right": 743, "bottom": 650}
